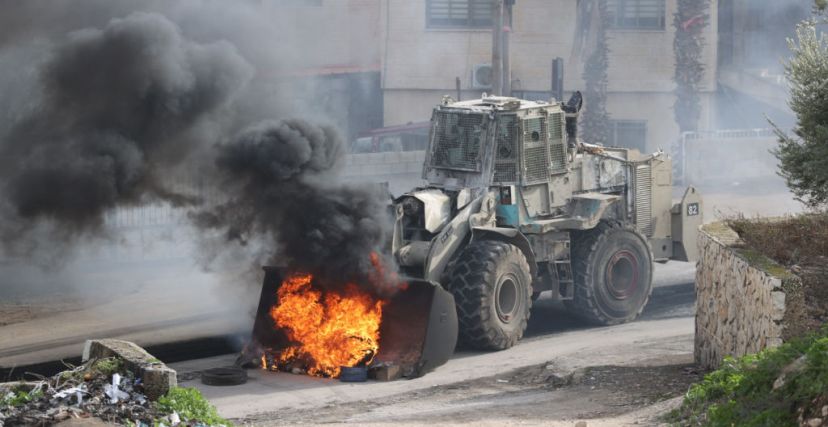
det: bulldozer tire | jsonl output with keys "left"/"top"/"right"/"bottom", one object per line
{"left": 448, "top": 240, "right": 532, "bottom": 350}
{"left": 567, "top": 221, "right": 653, "bottom": 325}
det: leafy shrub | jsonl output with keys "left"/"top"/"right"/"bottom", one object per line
{"left": 669, "top": 328, "right": 828, "bottom": 426}
{"left": 156, "top": 386, "right": 231, "bottom": 426}
{"left": 1, "top": 388, "right": 43, "bottom": 407}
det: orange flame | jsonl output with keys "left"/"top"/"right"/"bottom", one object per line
{"left": 267, "top": 273, "right": 385, "bottom": 377}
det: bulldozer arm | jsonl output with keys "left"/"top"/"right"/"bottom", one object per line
{"left": 245, "top": 267, "right": 458, "bottom": 378}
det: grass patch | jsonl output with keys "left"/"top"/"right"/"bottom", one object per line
{"left": 88, "top": 357, "right": 125, "bottom": 377}
{"left": 668, "top": 327, "right": 828, "bottom": 426}
{"left": 732, "top": 248, "right": 795, "bottom": 280}
{"left": 91, "top": 357, "right": 124, "bottom": 377}
{"left": 156, "top": 387, "right": 231, "bottom": 426}
{"left": 1, "top": 388, "right": 43, "bottom": 407}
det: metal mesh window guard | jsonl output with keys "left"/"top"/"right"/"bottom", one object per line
{"left": 431, "top": 111, "right": 485, "bottom": 171}
{"left": 494, "top": 115, "right": 519, "bottom": 183}
{"left": 548, "top": 112, "right": 567, "bottom": 173}
{"left": 523, "top": 117, "right": 551, "bottom": 184}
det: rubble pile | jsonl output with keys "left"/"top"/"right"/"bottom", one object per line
{"left": 0, "top": 358, "right": 197, "bottom": 426}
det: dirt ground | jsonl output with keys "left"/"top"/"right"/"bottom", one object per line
{"left": 239, "top": 359, "right": 703, "bottom": 426}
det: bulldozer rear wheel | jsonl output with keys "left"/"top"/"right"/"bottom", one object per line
{"left": 448, "top": 240, "right": 532, "bottom": 350}
{"left": 567, "top": 221, "right": 653, "bottom": 325}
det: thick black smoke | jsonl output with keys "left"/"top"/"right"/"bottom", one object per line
{"left": 193, "top": 119, "right": 397, "bottom": 296}
{"left": 0, "top": 7, "right": 399, "bottom": 295}
{"left": 0, "top": 12, "right": 253, "bottom": 241}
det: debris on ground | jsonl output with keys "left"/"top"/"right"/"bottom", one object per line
{"left": 0, "top": 357, "right": 230, "bottom": 426}
{"left": 83, "top": 339, "right": 178, "bottom": 400}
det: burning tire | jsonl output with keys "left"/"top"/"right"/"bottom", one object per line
{"left": 567, "top": 221, "right": 653, "bottom": 325}
{"left": 448, "top": 240, "right": 532, "bottom": 350}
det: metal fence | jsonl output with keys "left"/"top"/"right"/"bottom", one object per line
{"left": 675, "top": 129, "right": 780, "bottom": 187}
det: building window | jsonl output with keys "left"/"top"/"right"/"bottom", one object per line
{"left": 607, "top": 0, "right": 666, "bottom": 30}
{"left": 427, "top": 0, "right": 493, "bottom": 29}
{"left": 609, "top": 120, "right": 648, "bottom": 152}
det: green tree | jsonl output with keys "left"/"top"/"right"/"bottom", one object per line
{"left": 773, "top": 14, "right": 828, "bottom": 207}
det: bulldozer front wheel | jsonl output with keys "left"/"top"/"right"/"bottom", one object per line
{"left": 567, "top": 221, "right": 653, "bottom": 325}
{"left": 448, "top": 240, "right": 532, "bottom": 350}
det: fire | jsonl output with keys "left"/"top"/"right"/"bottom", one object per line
{"left": 266, "top": 273, "right": 385, "bottom": 377}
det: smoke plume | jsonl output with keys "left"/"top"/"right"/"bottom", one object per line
{"left": 0, "top": 4, "right": 399, "bottom": 297}
{"left": 0, "top": 12, "right": 253, "bottom": 243}
{"left": 192, "top": 119, "right": 397, "bottom": 296}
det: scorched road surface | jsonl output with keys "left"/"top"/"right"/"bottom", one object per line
{"left": 173, "top": 261, "right": 697, "bottom": 425}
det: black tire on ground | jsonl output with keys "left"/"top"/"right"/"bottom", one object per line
{"left": 201, "top": 367, "right": 248, "bottom": 386}
{"left": 566, "top": 221, "right": 653, "bottom": 325}
{"left": 447, "top": 240, "right": 533, "bottom": 350}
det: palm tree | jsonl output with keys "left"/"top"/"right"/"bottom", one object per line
{"left": 574, "top": 0, "right": 611, "bottom": 145}
{"left": 673, "top": 0, "right": 710, "bottom": 134}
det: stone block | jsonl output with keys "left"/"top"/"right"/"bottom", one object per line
{"left": 369, "top": 364, "right": 402, "bottom": 381}
{"left": 771, "top": 291, "right": 786, "bottom": 318}
{"left": 142, "top": 365, "right": 178, "bottom": 401}
{"left": 83, "top": 339, "right": 177, "bottom": 400}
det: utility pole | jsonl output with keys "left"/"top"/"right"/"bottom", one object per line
{"left": 491, "top": 0, "right": 504, "bottom": 96}
{"left": 492, "top": 0, "right": 514, "bottom": 97}
{"left": 502, "top": 0, "right": 514, "bottom": 96}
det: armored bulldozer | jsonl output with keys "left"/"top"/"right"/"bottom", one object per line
{"left": 244, "top": 93, "right": 702, "bottom": 379}
{"left": 391, "top": 93, "right": 702, "bottom": 350}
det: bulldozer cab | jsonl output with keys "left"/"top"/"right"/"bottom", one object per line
{"left": 423, "top": 96, "right": 568, "bottom": 192}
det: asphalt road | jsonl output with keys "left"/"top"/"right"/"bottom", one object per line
{"left": 172, "top": 260, "right": 698, "bottom": 422}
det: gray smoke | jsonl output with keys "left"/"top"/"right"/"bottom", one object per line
{"left": 192, "top": 119, "right": 398, "bottom": 296}
{"left": 0, "top": 12, "right": 253, "bottom": 245}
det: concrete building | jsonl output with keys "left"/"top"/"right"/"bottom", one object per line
{"left": 253, "top": 0, "right": 385, "bottom": 141}
{"left": 379, "top": 0, "right": 719, "bottom": 153}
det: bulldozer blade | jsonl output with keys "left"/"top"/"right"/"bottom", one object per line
{"left": 244, "top": 267, "right": 458, "bottom": 378}
{"left": 373, "top": 278, "right": 458, "bottom": 378}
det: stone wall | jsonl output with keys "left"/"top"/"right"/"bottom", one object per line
{"left": 695, "top": 223, "right": 805, "bottom": 369}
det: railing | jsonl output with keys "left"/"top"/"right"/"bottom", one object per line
{"left": 675, "top": 128, "right": 780, "bottom": 187}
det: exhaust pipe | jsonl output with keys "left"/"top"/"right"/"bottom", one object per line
{"left": 244, "top": 267, "right": 458, "bottom": 379}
